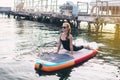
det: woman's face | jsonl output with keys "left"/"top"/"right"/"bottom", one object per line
{"left": 62, "top": 24, "right": 68, "bottom": 32}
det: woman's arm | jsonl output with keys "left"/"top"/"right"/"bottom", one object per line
{"left": 56, "top": 39, "right": 61, "bottom": 53}
{"left": 56, "top": 34, "right": 62, "bottom": 53}
{"left": 69, "top": 34, "right": 74, "bottom": 55}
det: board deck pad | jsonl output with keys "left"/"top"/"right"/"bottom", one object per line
{"left": 41, "top": 49, "right": 93, "bottom": 63}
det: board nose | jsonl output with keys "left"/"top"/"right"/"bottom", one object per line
{"left": 35, "top": 63, "right": 43, "bottom": 70}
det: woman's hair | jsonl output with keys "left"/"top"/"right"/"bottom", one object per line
{"left": 63, "top": 22, "right": 71, "bottom": 39}
{"left": 63, "top": 22, "right": 71, "bottom": 33}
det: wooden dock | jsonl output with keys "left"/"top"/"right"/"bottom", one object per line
{"left": 3, "top": 0, "right": 120, "bottom": 35}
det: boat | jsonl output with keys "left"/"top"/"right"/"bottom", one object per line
{"left": 35, "top": 42, "right": 98, "bottom": 72}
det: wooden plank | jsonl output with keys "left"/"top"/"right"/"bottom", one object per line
{"left": 78, "top": 16, "right": 96, "bottom": 22}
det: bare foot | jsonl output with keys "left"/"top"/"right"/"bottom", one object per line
{"left": 84, "top": 45, "right": 88, "bottom": 48}
{"left": 84, "top": 45, "right": 90, "bottom": 49}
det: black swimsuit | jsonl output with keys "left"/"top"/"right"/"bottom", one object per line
{"left": 60, "top": 38, "right": 84, "bottom": 51}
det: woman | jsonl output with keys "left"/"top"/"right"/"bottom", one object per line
{"left": 56, "top": 22, "right": 87, "bottom": 55}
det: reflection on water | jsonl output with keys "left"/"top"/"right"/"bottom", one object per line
{"left": 0, "top": 16, "right": 120, "bottom": 80}
{"left": 36, "top": 67, "right": 72, "bottom": 80}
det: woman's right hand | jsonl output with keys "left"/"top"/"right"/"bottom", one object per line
{"left": 54, "top": 51, "right": 58, "bottom": 54}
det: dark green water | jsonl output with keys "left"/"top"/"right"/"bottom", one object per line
{"left": 0, "top": 16, "right": 120, "bottom": 80}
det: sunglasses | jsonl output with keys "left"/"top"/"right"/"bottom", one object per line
{"left": 62, "top": 26, "right": 67, "bottom": 29}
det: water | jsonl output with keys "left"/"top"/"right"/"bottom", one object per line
{"left": 0, "top": 15, "right": 120, "bottom": 80}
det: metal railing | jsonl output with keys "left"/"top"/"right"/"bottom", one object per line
{"left": 77, "top": 0, "right": 120, "bottom": 17}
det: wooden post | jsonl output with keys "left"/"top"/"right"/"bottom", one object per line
{"left": 7, "top": 12, "right": 10, "bottom": 18}
{"left": 88, "top": 22, "right": 91, "bottom": 32}
{"left": 114, "top": 24, "right": 120, "bottom": 42}
{"left": 100, "top": 23, "right": 103, "bottom": 32}
{"left": 115, "top": 24, "right": 120, "bottom": 38}
{"left": 94, "top": 18, "right": 100, "bottom": 33}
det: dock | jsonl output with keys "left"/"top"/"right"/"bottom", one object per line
{"left": 1, "top": 0, "right": 120, "bottom": 35}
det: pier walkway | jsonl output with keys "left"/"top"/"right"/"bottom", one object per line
{"left": 4, "top": 0, "right": 120, "bottom": 33}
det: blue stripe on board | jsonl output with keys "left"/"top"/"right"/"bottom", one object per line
{"left": 36, "top": 60, "right": 73, "bottom": 66}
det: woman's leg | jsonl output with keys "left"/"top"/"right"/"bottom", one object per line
{"left": 73, "top": 45, "right": 84, "bottom": 51}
